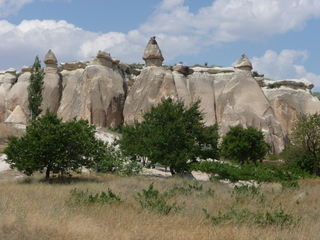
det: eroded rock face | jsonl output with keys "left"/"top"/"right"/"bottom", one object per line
{"left": 123, "top": 66, "right": 177, "bottom": 124}
{"left": 173, "top": 71, "right": 217, "bottom": 126}
{"left": 58, "top": 65, "right": 126, "bottom": 128}
{"left": 173, "top": 68, "right": 286, "bottom": 154}
{"left": 214, "top": 71, "right": 286, "bottom": 154}
{"left": 1, "top": 45, "right": 320, "bottom": 156}
{"left": 263, "top": 88, "right": 320, "bottom": 137}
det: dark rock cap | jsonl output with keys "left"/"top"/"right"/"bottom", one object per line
{"left": 44, "top": 49, "right": 58, "bottom": 65}
{"left": 142, "top": 36, "right": 164, "bottom": 61}
{"left": 234, "top": 54, "right": 252, "bottom": 70}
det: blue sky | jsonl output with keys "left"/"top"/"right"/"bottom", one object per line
{"left": 1, "top": 0, "right": 320, "bottom": 90}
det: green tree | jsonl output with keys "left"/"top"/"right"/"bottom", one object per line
{"left": 281, "top": 144, "right": 315, "bottom": 175}
{"left": 221, "top": 126, "right": 271, "bottom": 165}
{"left": 4, "top": 110, "right": 102, "bottom": 179}
{"left": 287, "top": 113, "right": 320, "bottom": 175}
{"left": 119, "top": 98, "right": 220, "bottom": 175}
{"left": 28, "top": 56, "right": 44, "bottom": 121}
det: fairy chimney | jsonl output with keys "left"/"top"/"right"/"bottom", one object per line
{"left": 234, "top": 54, "right": 253, "bottom": 71}
{"left": 142, "top": 36, "right": 164, "bottom": 67}
{"left": 44, "top": 50, "right": 58, "bottom": 73}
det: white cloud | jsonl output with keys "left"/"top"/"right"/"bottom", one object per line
{"left": 80, "top": 32, "right": 127, "bottom": 59}
{"left": 1, "top": 0, "right": 320, "bottom": 79}
{"left": 251, "top": 49, "right": 320, "bottom": 89}
{"left": 157, "top": 0, "right": 184, "bottom": 11}
{"left": 0, "top": 0, "right": 72, "bottom": 17}
{"left": 0, "top": 0, "right": 33, "bottom": 17}
{"left": 140, "top": 0, "right": 320, "bottom": 45}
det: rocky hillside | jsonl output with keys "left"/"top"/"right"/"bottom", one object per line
{"left": 1, "top": 37, "right": 319, "bottom": 154}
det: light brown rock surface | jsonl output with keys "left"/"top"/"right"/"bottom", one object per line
{"left": 143, "top": 36, "right": 164, "bottom": 67}
{"left": 123, "top": 66, "right": 177, "bottom": 125}
{"left": 263, "top": 87, "right": 320, "bottom": 137}
{"left": 41, "top": 50, "right": 62, "bottom": 113}
{"left": 58, "top": 64, "right": 126, "bottom": 128}
{"left": 173, "top": 71, "right": 217, "bottom": 126}
{"left": 215, "top": 71, "right": 286, "bottom": 154}
{"left": 5, "top": 105, "right": 27, "bottom": 124}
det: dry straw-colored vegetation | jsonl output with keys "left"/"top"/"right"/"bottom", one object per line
{"left": 1, "top": 173, "right": 320, "bottom": 240}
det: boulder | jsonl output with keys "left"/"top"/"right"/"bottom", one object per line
{"left": 1, "top": 68, "right": 17, "bottom": 84}
{"left": 89, "top": 50, "right": 113, "bottom": 68}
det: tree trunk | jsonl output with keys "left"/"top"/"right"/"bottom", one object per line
{"left": 169, "top": 166, "right": 175, "bottom": 176}
{"left": 45, "top": 167, "right": 51, "bottom": 179}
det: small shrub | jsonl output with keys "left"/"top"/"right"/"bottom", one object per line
{"left": 203, "top": 206, "right": 298, "bottom": 228}
{"left": 164, "top": 182, "right": 203, "bottom": 197}
{"left": 134, "top": 183, "right": 183, "bottom": 215}
{"left": 66, "top": 188, "right": 121, "bottom": 206}
{"left": 267, "top": 83, "right": 281, "bottom": 89}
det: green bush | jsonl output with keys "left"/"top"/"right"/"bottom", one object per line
{"left": 203, "top": 206, "right": 297, "bottom": 227}
{"left": 4, "top": 110, "right": 104, "bottom": 179}
{"left": 67, "top": 188, "right": 121, "bottom": 205}
{"left": 134, "top": 183, "right": 183, "bottom": 215}
{"left": 93, "top": 141, "right": 142, "bottom": 176}
{"left": 281, "top": 144, "right": 316, "bottom": 175}
{"left": 221, "top": 126, "right": 271, "bottom": 165}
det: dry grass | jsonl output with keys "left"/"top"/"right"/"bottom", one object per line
{"left": 1, "top": 173, "right": 320, "bottom": 239}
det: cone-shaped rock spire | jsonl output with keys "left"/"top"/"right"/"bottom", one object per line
{"left": 44, "top": 50, "right": 58, "bottom": 66}
{"left": 234, "top": 54, "right": 252, "bottom": 71}
{"left": 143, "top": 36, "right": 164, "bottom": 67}
{"left": 44, "top": 49, "right": 58, "bottom": 73}
{"left": 5, "top": 105, "right": 27, "bottom": 124}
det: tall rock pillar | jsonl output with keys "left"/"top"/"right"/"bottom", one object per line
{"left": 42, "top": 50, "right": 62, "bottom": 113}
{"left": 124, "top": 36, "right": 177, "bottom": 124}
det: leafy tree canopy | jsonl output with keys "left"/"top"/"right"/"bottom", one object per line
{"left": 118, "top": 98, "right": 220, "bottom": 175}
{"left": 286, "top": 112, "right": 320, "bottom": 175}
{"left": 221, "top": 126, "right": 271, "bottom": 165}
{"left": 4, "top": 110, "right": 104, "bottom": 179}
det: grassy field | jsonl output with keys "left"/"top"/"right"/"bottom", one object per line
{"left": 1, "top": 173, "right": 320, "bottom": 240}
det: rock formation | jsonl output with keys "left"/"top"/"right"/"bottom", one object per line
{"left": 1, "top": 37, "right": 320, "bottom": 154}
{"left": 41, "top": 50, "right": 62, "bottom": 113}
{"left": 58, "top": 51, "right": 126, "bottom": 128}
{"left": 5, "top": 105, "right": 27, "bottom": 124}
{"left": 262, "top": 79, "right": 320, "bottom": 138}
{"left": 142, "top": 36, "right": 164, "bottom": 67}
{"left": 123, "top": 66, "right": 177, "bottom": 124}
{"left": 234, "top": 54, "right": 253, "bottom": 71}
